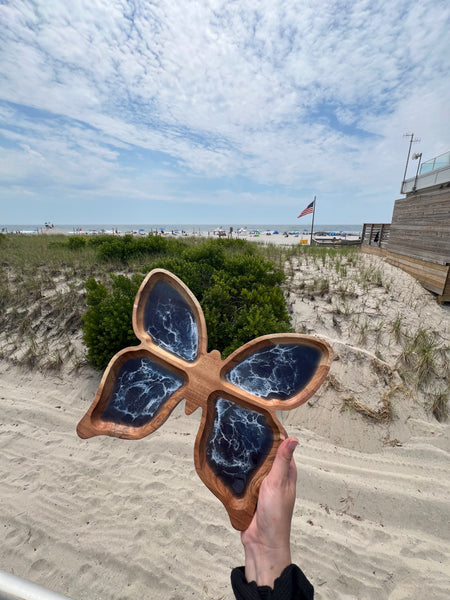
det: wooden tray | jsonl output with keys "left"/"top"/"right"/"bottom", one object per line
{"left": 77, "top": 268, "right": 332, "bottom": 530}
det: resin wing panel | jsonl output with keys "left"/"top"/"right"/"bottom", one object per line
{"left": 222, "top": 334, "right": 333, "bottom": 410}
{"left": 142, "top": 279, "right": 199, "bottom": 362}
{"left": 101, "top": 355, "right": 185, "bottom": 427}
{"left": 193, "top": 391, "right": 284, "bottom": 530}
{"left": 133, "top": 268, "right": 207, "bottom": 360}
{"left": 225, "top": 343, "right": 322, "bottom": 400}
{"left": 206, "top": 397, "right": 274, "bottom": 496}
{"left": 76, "top": 347, "right": 187, "bottom": 440}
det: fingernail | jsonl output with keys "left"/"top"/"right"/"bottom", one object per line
{"left": 288, "top": 439, "right": 298, "bottom": 453}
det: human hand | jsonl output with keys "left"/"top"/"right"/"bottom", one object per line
{"left": 241, "top": 436, "right": 298, "bottom": 587}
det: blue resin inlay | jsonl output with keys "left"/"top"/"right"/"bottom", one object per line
{"left": 102, "top": 356, "right": 184, "bottom": 426}
{"left": 226, "top": 344, "right": 321, "bottom": 400}
{"left": 206, "top": 398, "right": 273, "bottom": 497}
{"left": 144, "top": 280, "right": 198, "bottom": 362}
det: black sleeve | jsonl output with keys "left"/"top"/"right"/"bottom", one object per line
{"left": 231, "top": 564, "right": 314, "bottom": 600}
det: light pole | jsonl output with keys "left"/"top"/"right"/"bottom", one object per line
{"left": 412, "top": 152, "right": 422, "bottom": 191}
{"left": 401, "top": 133, "right": 420, "bottom": 193}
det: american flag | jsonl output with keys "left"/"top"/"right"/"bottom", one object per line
{"left": 297, "top": 201, "right": 315, "bottom": 218}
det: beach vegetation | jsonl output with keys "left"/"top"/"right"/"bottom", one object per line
{"left": 430, "top": 389, "right": 448, "bottom": 422}
{"left": 391, "top": 314, "right": 403, "bottom": 343}
{"left": 67, "top": 235, "right": 87, "bottom": 250}
{"left": 309, "top": 277, "right": 330, "bottom": 297}
{"left": 398, "top": 327, "right": 440, "bottom": 387}
{"left": 82, "top": 274, "right": 142, "bottom": 369}
{"left": 340, "top": 298, "right": 352, "bottom": 316}
{"left": 372, "top": 320, "right": 384, "bottom": 345}
{"left": 44, "top": 349, "right": 65, "bottom": 372}
{"left": 81, "top": 237, "right": 291, "bottom": 369}
{"left": 358, "top": 319, "right": 369, "bottom": 344}
{"left": 341, "top": 385, "right": 395, "bottom": 423}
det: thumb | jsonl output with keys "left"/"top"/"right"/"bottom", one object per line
{"left": 269, "top": 437, "right": 298, "bottom": 484}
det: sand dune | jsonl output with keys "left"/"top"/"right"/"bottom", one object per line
{"left": 1, "top": 253, "right": 449, "bottom": 599}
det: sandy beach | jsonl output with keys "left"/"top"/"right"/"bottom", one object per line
{"left": 1, "top": 244, "right": 449, "bottom": 600}
{"left": 29, "top": 224, "right": 356, "bottom": 246}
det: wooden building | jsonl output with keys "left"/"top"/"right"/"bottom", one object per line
{"left": 362, "top": 150, "right": 450, "bottom": 302}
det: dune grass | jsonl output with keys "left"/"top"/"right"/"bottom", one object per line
{"left": 1, "top": 233, "right": 290, "bottom": 371}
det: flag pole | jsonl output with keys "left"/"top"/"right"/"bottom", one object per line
{"left": 310, "top": 196, "right": 316, "bottom": 245}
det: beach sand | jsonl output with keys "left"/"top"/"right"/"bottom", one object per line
{"left": 1, "top": 248, "right": 449, "bottom": 599}
{"left": 33, "top": 225, "right": 327, "bottom": 245}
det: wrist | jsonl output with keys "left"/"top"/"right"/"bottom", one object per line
{"left": 243, "top": 541, "right": 291, "bottom": 588}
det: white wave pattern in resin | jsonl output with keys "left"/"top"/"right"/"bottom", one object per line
{"left": 226, "top": 344, "right": 321, "bottom": 400}
{"left": 206, "top": 398, "right": 273, "bottom": 497}
{"left": 144, "top": 280, "right": 198, "bottom": 362}
{"left": 102, "top": 356, "right": 184, "bottom": 426}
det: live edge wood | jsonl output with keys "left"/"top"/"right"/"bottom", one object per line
{"left": 77, "top": 269, "right": 333, "bottom": 530}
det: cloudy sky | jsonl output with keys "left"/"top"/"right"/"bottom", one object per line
{"left": 1, "top": 0, "right": 449, "bottom": 226}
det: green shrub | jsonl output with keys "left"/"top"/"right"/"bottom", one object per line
{"left": 82, "top": 275, "right": 142, "bottom": 369}
{"left": 86, "top": 234, "right": 117, "bottom": 248}
{"left": 95, "top": 234, "right": 177, "bottom": 261}
{"left": 81, "top": 238, "right": 292, "bottom": 369}
{"left": 67, "top": 236, "right": 87, "bottom": 250}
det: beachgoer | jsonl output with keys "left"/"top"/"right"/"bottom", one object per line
{"left": 231, "top": 437, "right": 314, "bottom": 599}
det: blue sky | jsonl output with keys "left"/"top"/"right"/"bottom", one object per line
{"left": 1, "top": 0, "right": 449, "bottom": 225}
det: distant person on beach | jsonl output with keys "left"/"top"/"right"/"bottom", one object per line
{"left": 231, "top": 437, "right": 314, "bottom": 599}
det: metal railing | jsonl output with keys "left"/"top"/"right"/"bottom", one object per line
{"left": 0, "top": 570, "right": 73, "bottom": 600}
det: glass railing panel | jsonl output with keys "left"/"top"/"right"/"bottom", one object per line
{"left": 433, "top": 151, "right": 450, "bottom": 170}
{"left": 419, "top": 151, "right": 450, "bottom": 175}
{"left": 419, "top": 163, "right": 434, "bottom": 174}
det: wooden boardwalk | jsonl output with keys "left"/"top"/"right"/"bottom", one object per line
{"left": 388, "top": 191, "right": 449, "bottom": 265}
{"left": 362, "top": 188, "right": 450, "bottom": 302}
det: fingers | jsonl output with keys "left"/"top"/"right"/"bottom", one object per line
{"left": 269, "top": 436, "right": 298, "bottom": 484}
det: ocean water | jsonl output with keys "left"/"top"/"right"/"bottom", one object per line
{"left": 3, "top": 223, "right": 363, "bottom": 235}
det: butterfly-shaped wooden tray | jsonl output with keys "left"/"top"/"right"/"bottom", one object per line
{"left": 77, "top": 269, "right": 332, "bottom": 530}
